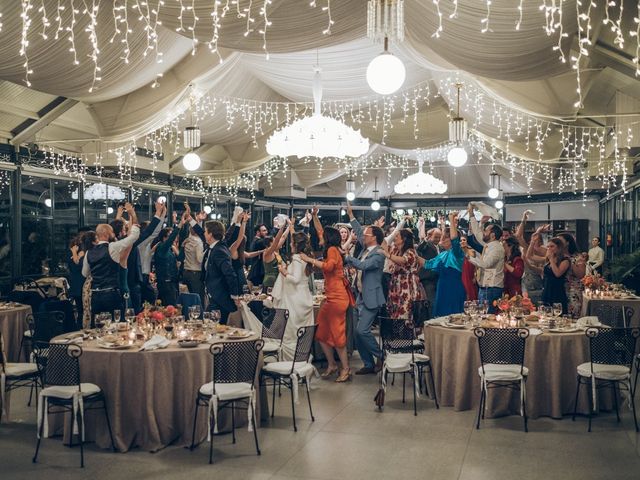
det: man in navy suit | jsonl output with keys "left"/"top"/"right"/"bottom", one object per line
{"left": 189, "top": 216, "right": 239, "bottom": 324}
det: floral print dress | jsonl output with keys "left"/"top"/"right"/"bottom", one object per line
{"left": 566, "top": 254, "right": 585, "bottom": 318}
{"left": 386, "top": 247, "right": 426, "bottom": 320}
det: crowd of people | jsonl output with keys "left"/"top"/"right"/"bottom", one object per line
{"left": 66, "top": 199, "right": 601, "bottom": 382}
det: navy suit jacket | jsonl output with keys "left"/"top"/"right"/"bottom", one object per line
{"left": 204, "top": 241, "right": 239, "bottom": 314}
{"left": 127, "top": 215, "right": 161, "bottom": 286}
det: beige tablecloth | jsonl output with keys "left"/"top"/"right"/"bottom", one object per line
{"left": 424, "top": 324, "right": 617, "bottom": 419}
{"left": 581, "top": 293, "right": 640, "bottom": 327}
{"left": 0, "top": 305, "right": 32, "bottom": 362}
{"left": 49, "top": 333, "right": 262, "bottom": 452}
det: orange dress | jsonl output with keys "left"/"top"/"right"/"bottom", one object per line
{"left": 316, "top": 246, "right": 350, "bottom": 348}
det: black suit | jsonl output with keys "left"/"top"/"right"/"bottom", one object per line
{"left": 127, "top": 215, "right": 162, "bottom": 313}
{"left": 416, "top": 240, "right": 439, "bottom": 319}
{"left": 203, "top": 241, "right": 239, "bottom": 324}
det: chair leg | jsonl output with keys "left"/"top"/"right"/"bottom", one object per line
{"left": 305, "top": 381, "right": 314, "bottom": 422}
{"left": 412, "top": 372, "right": 417, "bottom": 416}
{"left": 476, "top": 386, "right": 485, "bottom": 430}
{"left": 630, "top": 382, "right": 639, "bottom": 433}
{"left": 32, "top": 399, "right": 45, "bottom": 463}
{"left": 587, "top": 379, "right": 594, "bottom": 433}
{"left": 428, "top": 365, "right": 439, "bottom": 409}
{"left": 613, "top": 382, "right": 621, "bottom": 423}
{"left": 28, "top": 383, "right": 35, "bottom": 407}
{"left": 290, "top": 381, "right": 297, "bottom": 432}
{"left": 78, "top": 409, "right": 84, "bottom": 468}
{"left": 271, "top": 378, "right": 277, "bottom": 418}
{"left": 251, "top": 403, "right": 261, "bottom": 456}
{"left": 402, "top": 373, "right": 406, "bottom": 403}
{"left": 190, "top": 399, "right": 200, "bottom": 450}
{"left": 522, "top": 386, "right": 528, "bottom": 433}
{"left": 102, "top": 400, "right": 117, "bottom": 452}
{"left": 208, "top": 412, "right": 214, "bottom": 464}
{"left": 572, "top": 376, "right": 581, "bottom": 421}
{"left": 231, "top": 403, "right": 236, "bottom": 444}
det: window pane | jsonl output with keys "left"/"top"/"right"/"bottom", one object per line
{"left": 0, "top": 170, "right": 12, "bottom": 281}
{"left": 132, "top": 187, "right": 153, "bottom": 224}
{"left": 83, "top": 182, "right": 128, "bottom": 227}
{"left": 52, "top": 179, "right": 80, "bottom": 276}
{"left": 21, "top": 176, "right": 52, "bottom": 276}
{"left": 173, "top": 194, "right": 201, "bottom": 216}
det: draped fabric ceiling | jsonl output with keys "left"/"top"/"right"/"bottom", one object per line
{"left": 0, "top": 0, "right": 638, "bottom": 197}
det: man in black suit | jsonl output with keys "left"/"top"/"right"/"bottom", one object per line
{"left": 189, "top": 216, "right": 239, "bottom": 324}
{"left": 416, "top": 227, "right": 442, "bottom": 319}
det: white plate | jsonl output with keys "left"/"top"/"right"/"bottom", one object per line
{"left": 227, "top": 330, "right": 252, "bottom": 339}
{"left": 443, "top": 323, "right": 467, "bottom": 329}
{"left": 97, "top": 342, "right": 134, "bottom": 350}
{"left": 547, "top": 327, "right": 582, "bottom": 333}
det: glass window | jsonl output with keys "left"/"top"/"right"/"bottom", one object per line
{"left": 21, "top": 175, "right": 52, "bottom": 276}
{"left": 132, "top": 187, "right": 153, "bottom": 224}
{"left": 83, "top": 182, "right": 128, "bottom": 227}
{"left": 173, "top": 194, "right": 202, "bottom": 217}
{"left": 0, "top": 170, "right": 12, "bottom": 283}
{"left": 52, "top": 179, "right": 80, "bottom": 276}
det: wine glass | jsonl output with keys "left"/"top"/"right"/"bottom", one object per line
{"left": 163, "top": 319, "right": 174, "bottom": 339}
{"left": 211, "top": 310, "right": 221, "bottom": 324}
{"left": 113, "top": 310, "right": 121, "bottom": 324}
{"left": 552, "top": 303, "right": 563, "bottom": 318}
{"left": 189, "top": 305, "right": 201, "bottom": 320}
{"left": 266, "top": 287, "right": 273, "bottom": 297}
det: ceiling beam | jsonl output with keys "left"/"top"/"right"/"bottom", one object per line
{"left": 10, "top": 97, "right": 78, "bottom": 146}
{"left": 591, "top": 41, "right": 639, "bottom": 80}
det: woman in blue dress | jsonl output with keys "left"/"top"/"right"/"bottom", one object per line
{"left": 418, "top": 212, "right": 465, "bottom": 317}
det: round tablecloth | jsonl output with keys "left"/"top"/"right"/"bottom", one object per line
{"left": 49, "top": 333, "right": 262, "bottom": 452}
{"left": 0, "top": 304, "right": 32, "bottom": 362}
{"left": 423, "top": 321, "right": 616, "bottom": 419}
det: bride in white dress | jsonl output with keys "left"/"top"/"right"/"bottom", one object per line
{"left": 271, "top": 231, "right": 315, "bottom": 360}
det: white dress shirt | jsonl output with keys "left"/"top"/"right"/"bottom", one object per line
{"left": 82, "top": 225, "right": 140, "bottom": 277}
{"left": 588, "top": 246, "right": 604, "bottom": 270}
{"left": 183, "top": 234, "right": 204, "bottom": 272}
{"left": 468, "top": 218, "right": 505, "bottom": 288}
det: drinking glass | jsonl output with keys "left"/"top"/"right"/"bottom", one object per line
{"left": 266, "top": 287, "right": 273, "bottom": 296}
{"left": 211, "top": 310, "right": 221, "bottom": 323}
{"left": 189, "top": 305, "right": 201, "bottom": 321}
{"left": 463, "top": 301, "right": 472, "bottom": 316}
{"left": 94, "top": 313, "right": 105, "bottom": 332}
{"left": 163, "top": 319, "right": 174, "bottom": 339}
{"left": 242, "top": 285, "right": 250, "bottom": 295}
{"left": 552, "top": 303, "right": 563, "bottom": 317}
{"left": 114, "top": 310, "right": 121, "bottom": 323}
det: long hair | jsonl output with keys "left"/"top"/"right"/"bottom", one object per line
{"left": 79, "top": 231, "right": 97, "bottom": 252}
{"left": 322, "top": 226, "right": 343, "bottom": 260}
{"left": 557, "top": 232, "right": 578, "bottom": 255}
{"left": 548, "top": 237, "right": 567, "bottom": 258}
{"left": 397, "top": 229, "right": 414, "bottom": 255}
{"left": 504, "top": 236, "right": 521, "bottom": 263}
{"left": 292, "top": 232, "right": 313, "bottom": 276}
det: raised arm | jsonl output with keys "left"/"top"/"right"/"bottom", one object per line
{"left": 230, "top": 212, "right": 249, "bottom": 256}
{"left": 385, "top": 217, "right": 406, "bottom": 245}
{"left": 347, "top": 202, "right": 365, "bottom": 246}
{"left": 311, "top": 206, "right": 324, "bottom": 246}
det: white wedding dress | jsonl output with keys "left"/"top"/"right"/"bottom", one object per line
{"left": 270, "top": 254, "right": 315, "bottom": 360}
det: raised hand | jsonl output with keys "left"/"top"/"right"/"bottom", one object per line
{"left": 346, "top": 202, "right": 353, "bottom": 219}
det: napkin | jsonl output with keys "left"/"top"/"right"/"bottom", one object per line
{"left": 577, "top": 316, "right": 600, "bottom": 328}
{"left": 425, "top": 317, "right": 445, "bottom": 326}
{"left": 58, "top": 337, "right": 84, "bottom": 345}
{"left": 528, "top": 328, "right": 543, "bottom": 336}
{"left": 141, "top": 335, "right": 170, "bottom": 351}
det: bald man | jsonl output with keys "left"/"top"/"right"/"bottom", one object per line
{"left": 83, "top": 205, "right": 140, "bottom": 325}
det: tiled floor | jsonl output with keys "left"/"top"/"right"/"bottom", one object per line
{"left": 2, "top": 357, "right": 640, "bottom": 480}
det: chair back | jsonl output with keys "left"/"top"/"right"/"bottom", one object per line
{"left": 291, "top": 324, "right": 317, "bottom": 364}
{"left": 32, "top": 311, "right": 65, "bottom": 343}
{"left": 40, "top": 299, "right": 76, "bottom": 332}
{"left": 261, "top": 307, "right": 289, "bottom": 341}
{"left": 379, "top": 316, "right": 416, "bottom": 357}
{"left": 586, "top": 327, "right": 639, "bottom": 368}
{"left": 178, "top": 292, "right": 202, "bottom": 318}
{"left": 8, "top": 290, "right": 45, "bottom": 312}
{"left": 593, "top": 303, "right": 631, "bottom": 328}
{"left": 474, "top": 327, "right": 529, "bottom": 374}
{"left": 412, "top": 300, "right": 431, "bottom": 326}
{"left": 210, "top": 339, "right": 264, "bottom": 392}
{"left": 34, "top": 341, "right": 82, "bottom": 388}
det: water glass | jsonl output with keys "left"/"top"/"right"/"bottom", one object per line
{"left": 114, "top": 310, "right": 121, "bottom": 323}
{"left": 552, "top": 303, "right": 563, "bottom": 317}
{"left": 189, "top": 305, "right": 201, "bottom": 320}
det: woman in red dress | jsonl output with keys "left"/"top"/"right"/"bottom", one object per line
{"left": 300, "top": 227, "right": 351, "bottom": 383}
{"left": 460, "top": 236, "right": 478, "bottom": 301}
{"left": 503, "top": 236, "right": 525, "bottom": 296}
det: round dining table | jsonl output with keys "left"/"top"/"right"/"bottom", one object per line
{"left": 423, "top": 319, "right": 617, "bottom": 419}
{"left": 49, "top": 331, "right": 263, "bottom": 453}
{"left": 0, "top": 303, "right": 32, "bottom": 362}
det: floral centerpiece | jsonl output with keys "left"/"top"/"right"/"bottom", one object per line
{"left": 493, "top": 293, "right": 536, "bottom": 315}
{"left": 582, "top": 273, "right": 607, "bottom": 292}
{"left": 136, "top": 301, "right": 179, "bottom": 325}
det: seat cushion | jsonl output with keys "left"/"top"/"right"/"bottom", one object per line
{"left": 263, "top": 361, "right": 314, "bottom": 378}
{"left": 384, "top": 353, "right": 430, "bottom": 373}
{"left": 417, "top": 333, "right": 424, "bottom": 342}
{"left": 4, "top": 362, "right": 39, "bottom": 378}
{"left": 478, "top": 364, "right": 528, "bottom": 382}
{"left": 262, "top": 339, "right": 280, "bottom": 353}
{"left": 23, "top": 330, "right": 33, "bottom": 338}
{"left": 577, "top": 362, "right": 630, "bottom": 381}
{"left": 199, "top": 381, "right": 253, "bottom": 400}
{"left": 41, "top": 383, "right": 101, "bottom": 399}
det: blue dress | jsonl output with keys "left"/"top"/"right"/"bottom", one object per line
{"left": 423, "top": 237, "right": 466, "bottom": 317}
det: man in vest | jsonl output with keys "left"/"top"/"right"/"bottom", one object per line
{"left": 82, "top": 203, "right": 140, "bottom": 325}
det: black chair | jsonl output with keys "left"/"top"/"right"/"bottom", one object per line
{"left": 8, "top": 290, "right": 46, "bottom": 313}
{"left": 379, "top": 316, "right": 438, "bottom": 415}
{"left": 32, "top": 341, "right": 116, "bottom": 467}
{"left": 474, "top": 327, "right": 530, "bottom": 432}
{"left": 190, "top": 339, "right": 264, "bottom": 464}
{"left": 261, "top": 325, "right": 317, "bottom": 432}
{"left": 572, "top": 327, "right": 639, "bottom": 432}
{"left": 0, "top": 332, "right": 42, "bottom": 422}
{"left": 18, "top": 311, "right": 64, "bottom": 369}
{"left": 40, "top": 299, "right": 77, "bottom": 333}
{"left": 260, "top": 307, "right": 289, "bottom": 360}
{"left": 592, "top": 303, "right": 634, "bottom": 328}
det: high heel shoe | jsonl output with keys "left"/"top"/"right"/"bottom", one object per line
{"left": 335, "top": 368, "right": 352, "bottom": 383}
{"left": 321, "top": 366, "right": 339, "bottom": 378}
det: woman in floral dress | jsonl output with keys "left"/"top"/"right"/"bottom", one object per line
{"left": 382, "top": 229, "right": 426, "bottom": 321}
{"left": 558, "top": 233, "right": 587, "bottom": 318}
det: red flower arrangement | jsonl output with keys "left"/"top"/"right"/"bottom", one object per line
{"left": 493, "top": 293, "right": 536, "bottom": 313}
{"left": 582, "top": 273, "right": 606, "bottom": 289}
{"left": 136, "top": 301, "right": 179, "bottom": 324}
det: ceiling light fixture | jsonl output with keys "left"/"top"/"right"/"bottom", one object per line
{"left": 371, "top": 176, "right": 381, "bottom": 211}
{"left": 488, "top": 170, "right": 500, "bottom": 199}
{"left": 182, "top": 85, "right": 202, "bottom": 171}
{"left": 346, "top": 177, "right": 356, "bottom": 201}
{"left": 448, "top": 83, "right": 468, "bottom": 167}
{"left": 267, "top": 67, "right": 369, "bottom": 159}
{"left": 366, "top": 1, "right": 405, "bottom": 95}
{"left": 394, "top": 160, "right": 448, "bottom": 195}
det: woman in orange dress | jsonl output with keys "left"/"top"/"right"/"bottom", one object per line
{"left": 300, "top": 226, "right": 352, "bottom": 382}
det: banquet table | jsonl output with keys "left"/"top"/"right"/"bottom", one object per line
{"left": 423, "top": 320, "right": 617, "bottom": 419}
{"left": 0, "top": 304, "right": 32, "bottom": 362}
{"left": 580, "top": 293, "right": 640, "bottom": 327}
{"left": 49, "top": 331, "right": 262, "bottom": 453}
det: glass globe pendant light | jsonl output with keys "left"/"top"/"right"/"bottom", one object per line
{"left": 366, "top": 38, "right": 406, "bottom": 95}
{"left": 182, "top": 84, "right": 202, "bottom": 171}
{"left": 488, "top": 171, "right": 500, "bottom": 199}
{"left": 346, "top": 177, "right": 356, "bottom": 201}
{"left": 448, "top": 83, "right": 468, "bottom": 167}
{"left": 366, "top": 1, "right": 405, "bottom": 96}
{"left": 371, "top": 177, "right": 381, "bottom": 211}
{"left": 183, "top": 151, "right": 201, "bottom": 171}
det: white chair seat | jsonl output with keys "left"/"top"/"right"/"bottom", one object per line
{"left": 263, "top": 361, "right": 314, "bottom": 378}
{"left": 23, "top": 330, "right": 32, "bottom": 338}
{"left": 4, "top": 363, "right": 39, "bottom": 378}
{"left": 384, "top": 353, "right": 431, "bottom": 373}
{"left": 577, "top": 362, "right": 630, "bottom": 381}
{"left": 417, "top": 333, "right": 424, "bottom": 342}
{"left": 262, "top": 340, "right": 280, "bottom": 353}
{"left": 199, "top": 382, "right": 253, "bottom": 400}
{"left": 40, "top": 383, "right": 101, "bottom": 399}
{"left": 478, "top": 364, "right": 529, "bottom": 382}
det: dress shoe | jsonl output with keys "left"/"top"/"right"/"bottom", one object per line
{"left": 355, "top": 366, "right": 376, "bottom": 375}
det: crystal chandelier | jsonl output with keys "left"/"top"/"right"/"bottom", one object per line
{"left": 448, "top": 83, "right": 468, "bottom": 167}
{"left": 266, "top": 68, "right": 369, "bottom": 159}
{"left": 394, "top": 160, "right": 448, "bottom": 195}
